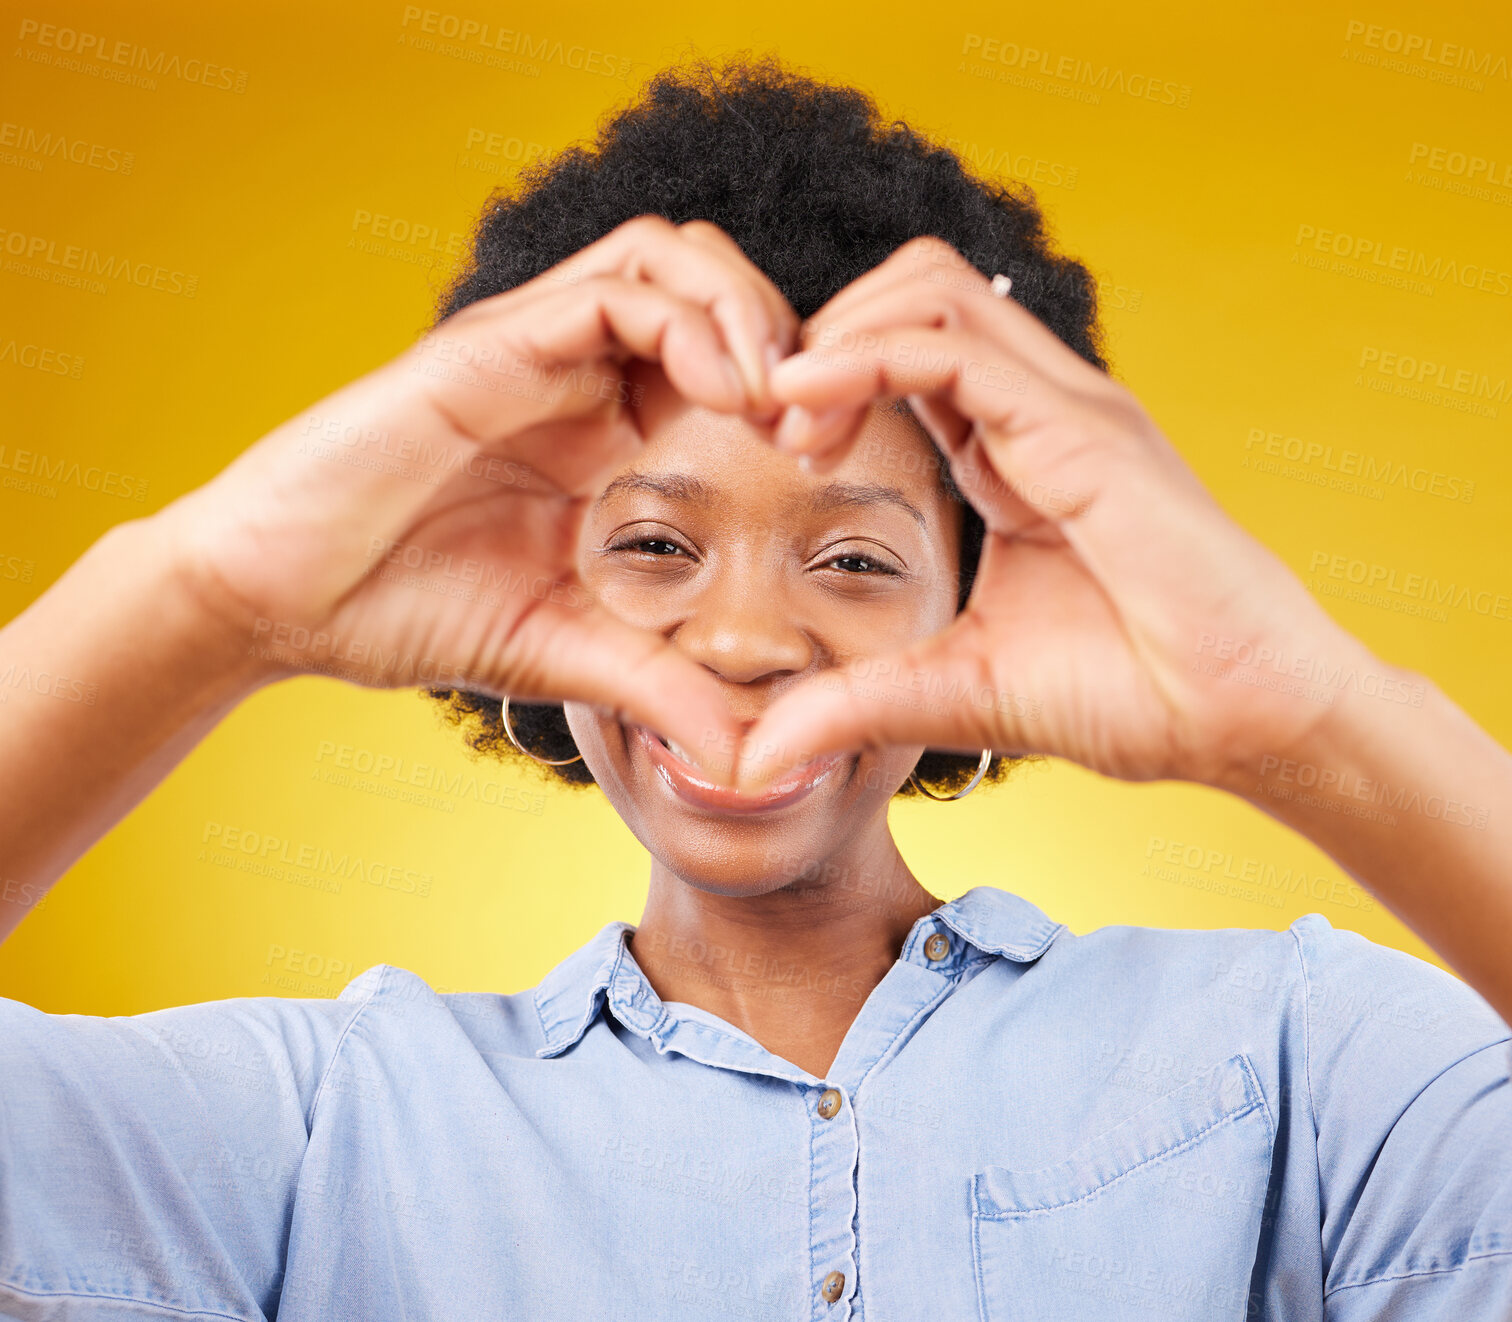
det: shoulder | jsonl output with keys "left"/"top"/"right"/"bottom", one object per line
{"left": 1041, "top": 913, "right": 1303, "bottom": 1005}
{"left": 1284, "top": 914, "right": 1512, "bottom": 1112}
{"left": 330, "top": 962, "right": 550, "bottom": 1056}
{"left": 1042, "top": 912, "right": 1510, "bottom": 1083}
{"left": 0, "top": 978, "right": 381, "bottom": 1129}
{"left": 1052, "top": 911, "right": 1505, "bottom": 1030}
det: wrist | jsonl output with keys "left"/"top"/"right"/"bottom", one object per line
{"left": 1211, "top": 636, "right": 1428, "bottom": 808}
{"left": 94, "top": 513, "right": 288, "bottom": 702}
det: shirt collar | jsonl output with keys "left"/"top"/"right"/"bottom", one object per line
{"left": 532, "top": 884, "right": 1064, "bottom": 1059}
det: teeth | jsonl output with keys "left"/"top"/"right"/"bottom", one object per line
{"left": 642, "top": 727, "right": 697, "bottom": 765}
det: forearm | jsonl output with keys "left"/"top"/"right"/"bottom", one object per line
{"left": 0, "top": 517, "right": 273, "bottom": 942}
{"left": 1228, "top": 656, "right": 1512, "bottom": 1023}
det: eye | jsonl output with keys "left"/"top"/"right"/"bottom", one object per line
{"left": 816, "top": 544, "right": 904, "bottom": 576}
{"left": 603, "top": 527, "right": 696, "bottom": 562}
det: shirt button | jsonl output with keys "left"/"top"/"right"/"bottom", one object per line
{"left": 817, "top": 1088, "right": 843, "bottom": 1119}
{"left": 821, "top": 1270, "right": 845, "bottom": 1303}
{"left": 923, "top": 931, "right": 951, "bottom": 961}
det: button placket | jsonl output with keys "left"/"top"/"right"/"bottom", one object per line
{"left": 806, "top": 1079, "right": 858, "bottom": 1317}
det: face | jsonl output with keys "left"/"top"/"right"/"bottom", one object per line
{"left": 564, "top": 368, "right": 964, "bottom": 897}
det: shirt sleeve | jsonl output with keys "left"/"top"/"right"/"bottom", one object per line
{"left": 1291, "top": 915, "right": 1512, "bottom": 1319}
{"left": 0, "top": 967, "right": 383, "bottom": 1322}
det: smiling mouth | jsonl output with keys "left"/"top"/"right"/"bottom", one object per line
{"left": 629, "top": 723, "right": 849, "bottom": 816}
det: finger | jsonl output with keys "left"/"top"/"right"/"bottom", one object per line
{"left": 771, "top": 324, "right": 1100, "bottom": 519}
{"left": 676, "top": 219, "right": 802, "bottom": 372}
{"left": 491, "top": 601, "right": 745, "bottom": 785}
{"left": 769, "top": 323, "right": 1048, "bottom": 478}
{"left": 798, "top": 235, "right": 985, "bottom": 329}
{"left": 421, "top": 274, "right": 750, "bottom": 443}
{"left": 767, "top": 323, "right": 1240, "bottom": 629}
{"left": 734, "top": 624, "right": 1031, "bottom": 792}
{"left": 801, "top": 265, "right": 1103, "bottom": 397}
{"left": 899, "top": 394, "right": 1050, "bottom": 536}
{"left": 550, "top": 214, "right": 794, "bottom": 410}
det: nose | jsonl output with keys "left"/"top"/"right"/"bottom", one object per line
{"left": 671, "top": 554, "right": 816, "bottom": 690}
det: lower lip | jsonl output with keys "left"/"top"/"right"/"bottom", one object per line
{"left": 630, "top": 724, "right": 847, "bottom": 816}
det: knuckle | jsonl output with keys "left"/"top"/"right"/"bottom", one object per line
{"left": 901, "top": 234, "right": 965, "bottom": 267}
{"left": 578, "top": 270, "right": 628, "bottom": 296}
{"left": 616, "top": 213, "right": 675, "bottom": 241}
{"left": 676, "top": 218, "right": 727, "bottom": 243}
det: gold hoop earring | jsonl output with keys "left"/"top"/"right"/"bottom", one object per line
{"left": 908, "top": 749, "right": 992, "bottom": 802}
{"left": 500, "top": 695, "right": 583, "bottom": 767}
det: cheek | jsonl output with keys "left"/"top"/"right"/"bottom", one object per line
{"left": 563, "top": 701, "right": 616, "bottom": 778}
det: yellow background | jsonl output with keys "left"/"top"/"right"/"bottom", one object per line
{"left": 2, "top": 0, "right": 1509, "bottom": 1013}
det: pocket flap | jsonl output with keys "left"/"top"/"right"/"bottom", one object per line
{"left": 972, "top": 1053, "right": 1267, "bottom": 1216}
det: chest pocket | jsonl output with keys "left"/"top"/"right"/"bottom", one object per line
{"left": 971, "top": 1054, "right": 1274, "bottom": 1322}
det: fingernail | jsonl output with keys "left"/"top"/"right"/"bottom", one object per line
{"left": 774, "top": 405, "right": 815, "bottom": 450}
{"left": 721, "top": 356, "right": 746, "bottom": 402}
{"left": 775, "top": 404, "right": 850, "bottom": 452}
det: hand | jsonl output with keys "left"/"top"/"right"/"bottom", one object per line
{"left": 152, "top": 216, "right": 797, "bottom": 767}
{"left": 739, "top": 237, "right": 1385, "bottom": 793}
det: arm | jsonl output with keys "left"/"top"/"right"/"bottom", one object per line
{"left": 0, "top": 517, "right": 271, "bottom": 941}
{"left": 741, "top": 235, "right": 1512, "bottom": 1022}
{"left": 0, "top": 217, "right": 793, "bottom": 1313}
{"left": 1228, "top": 659, "right": 1512, "bottom": 1024}
{"left": 0, "top": 216, "right": 795, "bottom": 946}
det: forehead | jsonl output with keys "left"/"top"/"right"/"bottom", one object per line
{"left": 602, "top": 382, "right": 959, "bottom": 526}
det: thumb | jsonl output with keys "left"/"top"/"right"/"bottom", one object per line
{"left": 734, "top": 633, "right": 1034, "bottom": 793}
{"left": 497, "top": 606, "right": 743, "bottom": 785}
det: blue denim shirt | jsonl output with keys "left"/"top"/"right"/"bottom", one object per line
{"left": 3, "top": 884, "right": 1511, "bottom": 1320}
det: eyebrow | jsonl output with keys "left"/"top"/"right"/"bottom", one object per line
{"left": 596, "top": 471, "right": 927, "bottom": 529}
{"left": 596, "top": 471, "right": 716, "bottom": 506}
{"left": 809, "top": 479, "right": 927, "bottom": 529}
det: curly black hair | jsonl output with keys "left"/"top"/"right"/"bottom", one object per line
{"left": 424, "top": 52, "right": 1110, "bottom": 797}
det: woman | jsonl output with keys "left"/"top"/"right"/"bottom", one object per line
{"left": 2, "top": 55, "right": 1509, "bottom": 1322}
